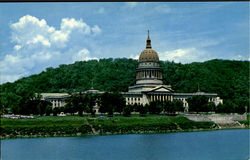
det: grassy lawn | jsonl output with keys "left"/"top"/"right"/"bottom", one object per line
{"left": 1, "top": 114, "right": 217, "bottom": 138}
{"left": 1, "top": 114, "right": 174, "bottom": 128}
{"left": 1, "top": 116, "right": 92, "bottom": 137}
{"left": 1, "top": 116, "right": 87, "bottom": 127}
{"left": 2, "top": 114, "right": 170, "bottom": 126}
{"left": 238, "top": 114, "right": 250, "bottom": 126}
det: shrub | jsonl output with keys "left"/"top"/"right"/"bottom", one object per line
{"left": 123, "top": 105, "right": 132, "bottom": 117}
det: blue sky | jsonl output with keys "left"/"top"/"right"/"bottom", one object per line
{"left": 0, "top": 2, "right": 249, "bottom": 84}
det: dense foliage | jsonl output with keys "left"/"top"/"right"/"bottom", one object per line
{"left": 0, "top": 58, "right": 249, "bottom": 113}
{"left": 98, "top": 92, "right": 126, "bottom": 116}
{"left": 163, "top": 100, "right": 184, "bottom": 114}
{"left": 64, "top": 93, "right": 97, "bottom": 116}
{"left": 161, "top": 59, "right": 249, "bottom": 111}
{"left": 187, "top": 96, "right": 210, "bottom": 113}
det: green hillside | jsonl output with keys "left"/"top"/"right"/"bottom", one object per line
{"left": 1, "top": 58, "right": 249, "bottom": 110}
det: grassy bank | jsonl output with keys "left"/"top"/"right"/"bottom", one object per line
{"left": 0, "top": 115, "right": 223, "bottom": 139}
{"left": 238, "top": 114, "right": 250, "bottom": 126}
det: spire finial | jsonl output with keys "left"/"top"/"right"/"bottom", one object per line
{"left": 146, "top": 30, "right": 151, "bottom": 49}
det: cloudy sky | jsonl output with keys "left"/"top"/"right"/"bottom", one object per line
{"left": 0, "top": 2, "right": 249, "bottom": 84}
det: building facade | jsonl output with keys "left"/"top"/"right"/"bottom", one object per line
{"left": 122, "top": 31, "right": 223, "bottom": 111}
{"left": 40, "top": 93, "right": 70, "bottom": 109}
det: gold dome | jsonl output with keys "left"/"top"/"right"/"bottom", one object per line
{"left": 138, "top": 30, "right": 159, "bottom": 62}
{"left": 139, "top": 49, "right": 159, "bottom": 62}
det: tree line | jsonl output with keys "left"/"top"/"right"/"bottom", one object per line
{"left": 0, "top": 58, "right": 249, "bottom": 114}
{"left": 1, "top": 90, "right": 247, "bottom": 116}
{"left": 52, "top": 94, "right": 248, "bottom": 116}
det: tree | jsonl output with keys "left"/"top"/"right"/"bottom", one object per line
{"left": 163, "top": 100, "right": 184, "bottom": 115}
{"left": 84, "top": 93, "right": 96, "bottom": 117}
{"left": 148, "top": 100, "right": 162, "bottom": 114}
{"left": 52, "top": 107, "right": 60, "bottom": 116}
{"left": 215, "top": 103, "right": 226, "bottom": 113}
{"left": 64, "top": 93, "right": 97, "bottom": 116}
{"left": 133, "top": 103, "right": 140, "bottom": 112}
{"left": 45, "top": 106, "right": 52, "bottom": 116}
{"left": 173, "top": 100, "right": 184, "bottom": 113}
{"left": 205, "top": 102, "right": 215, "bottom": 112}
{"left": 99, "top": 92, "right": 111, "bottom": 114}
{"left": 0, "top": 59, "right": 248, "bottom": 115}
{"left": 112, "top": 92, "right": 126, "bottom": 114}
{"left": 234, "top": 106, "right": 245, "bottom": 114}
{"left": 76, "top": 101, "right": 84, "bottom": 116}
{"left": 224, "top": 100, "right": 236, "bottom": 113}
{"left": 139, "top": 104, "right": 147, "bottom": 117}
{"left": 99, "top": 92, "right": 126, "bottom": 116}
{"left": 186, "top": 96, "right": 209, "bottom": 113}
{"left": 65, "top": 96, "right": 77, "bottom": 115}
{"left": 163, "top": 101, "right": 174, "bottom": 114}
{"left": 0, "top": 92, "right": 20, "bottom": 114}
{"left": 215, "top": 99, "right": 246, "bottom": 114}
{"left": 123, "top": 105, "right": 132, "bottom": 117}
{"left": 37, "top": 100, "right": 52, "bottom": 116}
{"left": 215, "top": 100, "right": 235, "bottom": 113}
{"left": 70, "top": 93, "right": 88, "bottom": 116}
{"left": 234, "top": 98, "right": 248, "bottom": 114}
{"left": 107, "top": 104, "right": 114, "bottom": 117}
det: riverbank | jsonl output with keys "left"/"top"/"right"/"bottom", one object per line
{"left": 1, "top": 115, "right": 249, "bottom": 139}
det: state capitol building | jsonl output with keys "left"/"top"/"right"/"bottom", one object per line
{"left": 41, "top": 32, "right": 223, "bottom": 112}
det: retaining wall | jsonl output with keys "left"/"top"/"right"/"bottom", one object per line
{"left": 183, "top": 113, "right": 247, "bottom": 124}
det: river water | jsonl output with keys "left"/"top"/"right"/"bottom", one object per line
{"left": 1, "top": 129, "right": 249, "bottom": 160}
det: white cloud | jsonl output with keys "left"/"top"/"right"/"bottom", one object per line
{"left": 10, "top": 15, "right": 95, "bottom": 49}
{"left": 126, "top": 2, "right": 137, "bottom": 8}
{"left": 178, "top": 38, "right": 223, "bottom": 48}
{"left": 61, "top": 18, "right": 91, "bottom": 35}
{"left": 0, "top": 54, "right": 32, "bottom": 76}
{"left": 154, "top": 4, "right": 171, "bottom": 14}
{"left": 72, "top": 49, "right": 98, "bottom": 62}
{"left": 229, "top": 54, "right": 246, "bottom": 61}
{"left": 1, "top": 15, "right": 101, "bottom": 84}
{"left": 10, "top": 15, "right": 55, "bottom": 46}
{"left": 1, "top": 73, "right": 28, "bottom": 84}
{"left": 129, "top": 54, "right": 139, "bottom": 60}
{"left": 11, "top": 15, "right": 49, "bottom": 30}
{"left": 97, "top": 7, "right": 105, "bottom": 14}
{"left": 91, "top": 25, "right": 102, "bottom": 35}
{"left": 159, "top": 47, "right": 214, "bottom": 64}
{"left": 50, "top": 30, "right": 68, "bottom": 46}
{"left": 14, "top": 45, "right": 21, "bottom": 51}
{"left": 131, "top": 47, "right": 214, "bottom": 63}
{"left": 27, "top": 35, "right": 51, "bottom": 47}
{"left": 30, "top": 51, "right": 53, "bottom": 61}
